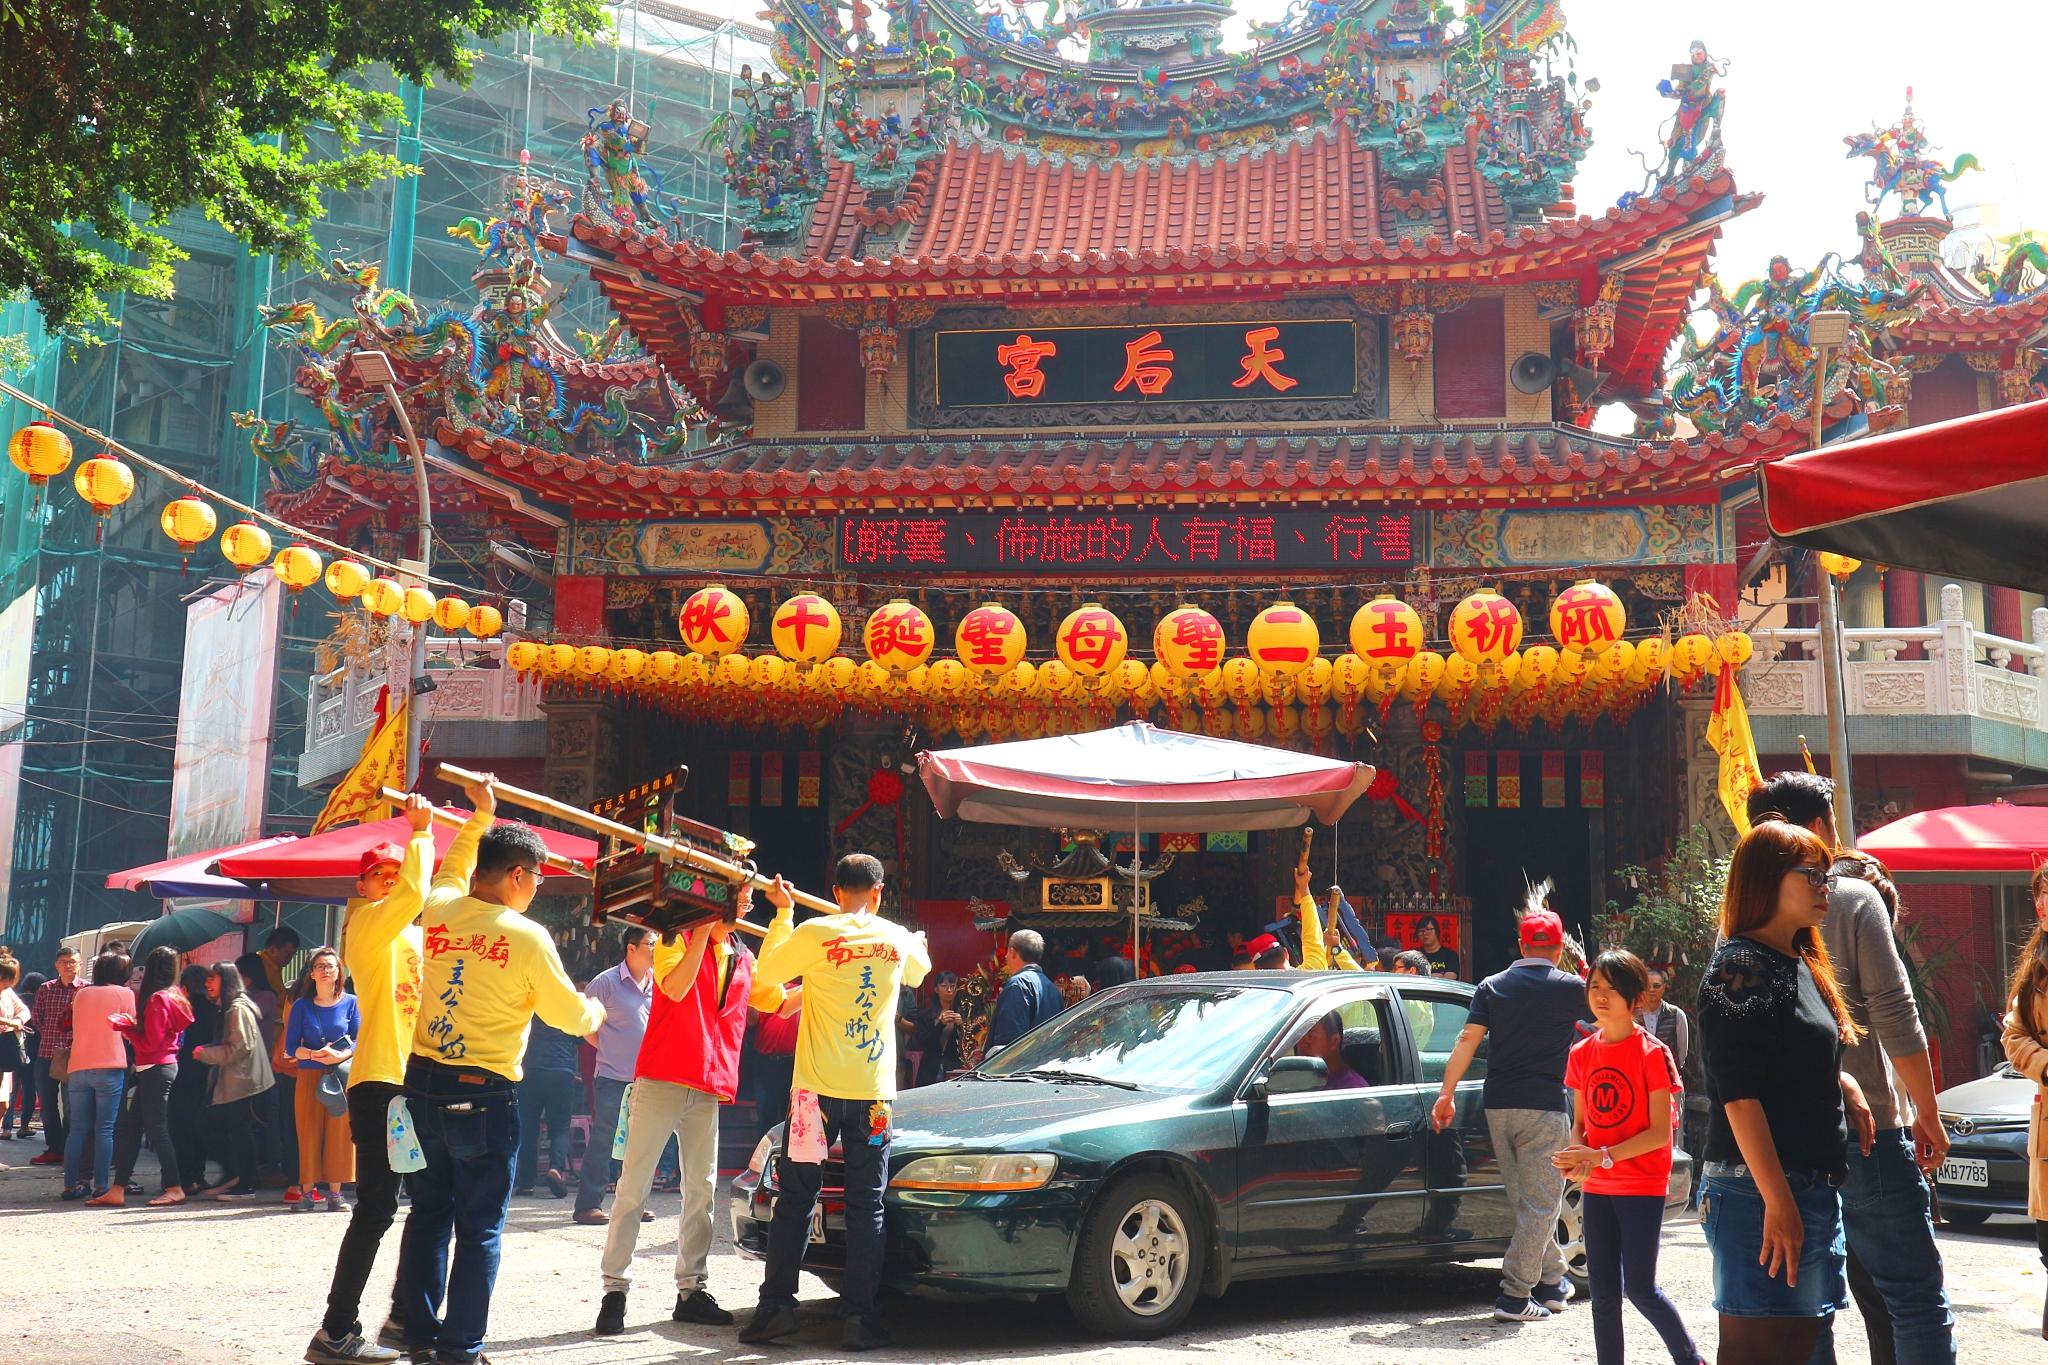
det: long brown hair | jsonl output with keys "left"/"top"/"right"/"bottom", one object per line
{"left": 2004, "top": 862, "right": 2048, "bottom": 1032}
{"left": 1721, "top": 819, "right": 1862, "bottom": 1040}
{"left": 293, "top": 946, "right": 342, "bottom": 1003}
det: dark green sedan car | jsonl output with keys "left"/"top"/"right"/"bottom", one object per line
{"left": 730, "top": 971, "right": 1690, "bottom": 1339}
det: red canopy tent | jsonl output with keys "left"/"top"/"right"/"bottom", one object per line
{"left": 1856, "top": 802, "right": 2048, "bottom": 883}
{"left": 1758, "top": 398, "right": 2048, "bottom": 593}
{"left": 215, "top": 810, "right": 600, "bottom": 902}
{"left": 106, "top": 834, "right": 301, "bottom": 901}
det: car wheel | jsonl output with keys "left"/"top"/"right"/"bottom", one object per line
{"left": 1941, "top": 1205, "right": 1991, "bottom": 1229}
{"left": 1065, "top": 1173, "right": 1206, "bottom": 1340}
{"left": 1555, "top": 1183, "right": 1588, "bottom": 1293}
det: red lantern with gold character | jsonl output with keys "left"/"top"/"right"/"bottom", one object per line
{"left": 678, "top": 584, "right": 750, "bottom": 657}
{"left": 771, "top": 593, "right": 843, "bottom": 666}
{"left": 1153, "top": 604, "right": 1227, "bottom": 680}
{"left": 1246, "top": 601, "right": 1319, "bottom": 677}
{"left": 1448, "top": 587, "right": 1524, "bottom": 665}
{"left": 864, "top": 598, "right": 935, "bottom": 675}
{"left": 1054, "top": 602, "right": 1129, "bottom": 678}
{"left": 955, "top": 602, "right": 1027, "bottom": 680}
{"left": 1549, "top": 579, "right": 1626, "bottom": 653}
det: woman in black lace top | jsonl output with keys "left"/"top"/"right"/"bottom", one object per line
{"left": 1696, "top": 818, "right": 1874, "bottom": 1364}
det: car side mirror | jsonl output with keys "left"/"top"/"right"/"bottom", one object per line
{"left": 1257, "top": 1055, "right": 1327, "bottom": 1098}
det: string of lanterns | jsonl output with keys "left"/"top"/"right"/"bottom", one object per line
{"left": 507, "top": 581, "right": 1755, "bottom": 745}
{"left": 7, "top": 401, "right": 501, "bottom": 638}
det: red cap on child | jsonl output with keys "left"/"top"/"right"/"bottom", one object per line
{"left": 357, "top": 842, "right": 407, "bottom": 877}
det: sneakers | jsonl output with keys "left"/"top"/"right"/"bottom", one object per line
{"left": 672, "top": 1289, "right": 733, "bottom": 1326}
{"left": 841, "top": 1316, "right": 891, "bottom": 1352}
{"left": 1533, "top": 1281, "right": 1574, "bottom": 1313}
{"left": 304, "top": 1329, "right": 402, "bottom": 1363}
{"left": 375, "top": 1318, "right": 407, "bottom": 1350}
{"left": 543, "top": 1167, "right": 567, "bottom": 1198}
{"left": 285, "top": 1184, "right": 304, "bottom": 1204}
{"left": 327, "top": 1190, "right": 350, "bottom": 1212}
{"left": 1492, "top": 1295, "right": 1553, "bottom": 1322}
{"left": 60, "top": 1183, "right": 91, "bottom": 1201}
{"left": 736, "top": 1300, "right": 801, "bottom": 1344}
{"left": 593, "top": 1291, "right": 626, "bottom": 1336}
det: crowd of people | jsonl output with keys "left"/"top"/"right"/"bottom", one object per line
{"left": 6, "top": 762, "right": 2047, "bottom": 1363}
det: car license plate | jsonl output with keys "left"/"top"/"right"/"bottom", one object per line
{"left": 1937, "top": 1157, "right": 1989, "bottom": 1188}
{"left": 809, "top": 1204, "right": 826, "bottom": 1244}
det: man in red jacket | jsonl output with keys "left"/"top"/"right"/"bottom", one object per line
{"left": 592, "top": 881, "right": 794, "bottom": 1337}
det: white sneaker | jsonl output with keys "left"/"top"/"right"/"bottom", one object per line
{"left": 1493, "top": 1295, "right": 1553, "bottom": 1322}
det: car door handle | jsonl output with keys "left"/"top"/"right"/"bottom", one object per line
{"left": 1384, "top": 1122, "right": 1414, "bottom": 1138}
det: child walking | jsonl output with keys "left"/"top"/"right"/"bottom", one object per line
{"left": 1554, "top": 949, "right": 1704, "bottom": 1365}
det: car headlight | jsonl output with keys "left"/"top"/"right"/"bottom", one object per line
{"left": 891, "top": 1152, "right": 1058, "bottom": 1192}
{"left": 746, "top": 1133, "right": 775, "bottom": 1177}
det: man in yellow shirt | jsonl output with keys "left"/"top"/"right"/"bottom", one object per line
{"left": 738, "top": 853, "right": 929, "bottom": 1353}
{"left": 399, "top": 807, "right": 607, "bottom": 1365}
{"left": 1294, "top": 863, "right": 1365, "bottom": 972}
{"left": 308, "top": 783, "right": 495, "bottom": 1364}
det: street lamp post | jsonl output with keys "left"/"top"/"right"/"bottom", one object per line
{"left": 1806, "top": 310, "right": 1858, "bottom": 843}
{"left": 349, "top": 350, "right": 432, "bottom": 788}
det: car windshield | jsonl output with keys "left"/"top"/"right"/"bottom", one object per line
{"left": 975, "top": 984, "right": 1294, "bottom": 1094}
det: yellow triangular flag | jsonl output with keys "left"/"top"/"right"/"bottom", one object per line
{"left": 1707, "top": 668, "right": 1763, "bottom": 835}
{"left": 313, "top": 699, "right": 411, "bottom": 832}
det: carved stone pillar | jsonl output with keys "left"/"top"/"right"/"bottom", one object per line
{"left": 1676, "top": 694, "right": 1737, "bottom": 857}
{"left": 542, "top": 696, "right": 624, "bottom": 812}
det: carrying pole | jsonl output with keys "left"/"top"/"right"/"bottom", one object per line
{"left": 424, "top": 763, "right": 840, "bottom": 918}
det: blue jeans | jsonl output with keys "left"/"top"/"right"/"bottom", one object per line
{"left": 1809, "top": 1128, "right": 1956, "bottom": 1365}
{"left": 1584, "top": 1192, "right": 1700, "bottom": 1365}
{"left": 575, "top": 1074, "right": 628, "bottom": 1213}
{"left": 62, "top": 1067, "right": 125, "bottom": 1192}
{"left": 515, "top": 1068, "right": 576, "bottom": 1191}
{"left": 1702, "top": 1167, "right": 1847, "bottom": 1318}
{"left": 399, "top": 1058, "right": 519, "bottom": 1362}
{"left": 761, "top": 1095, "right": 891, "bottom": 1318}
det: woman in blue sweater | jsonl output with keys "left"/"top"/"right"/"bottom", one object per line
{"left": 285, "top": 947, "right": 359, "bottom": 1210}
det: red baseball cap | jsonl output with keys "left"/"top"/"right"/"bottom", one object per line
{"left": 1246, "top": 933, "right": 1282, "bottom": 959}
{"left": 358, "top": 843, "right": 407, "bottom": 878}
{"left": 1518, "top": 908, "right": 1566, "bottom": 948}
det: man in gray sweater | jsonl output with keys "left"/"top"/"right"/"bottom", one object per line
{"left": 1748, "top": 774, "right": 1956, "bottom": 1365}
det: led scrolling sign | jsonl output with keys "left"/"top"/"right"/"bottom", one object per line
{"left": 838, "top": 510, "right": 1420, "bottom": 574}
{"left": 933, "top": 320, "right": 1358, "bottom": 407}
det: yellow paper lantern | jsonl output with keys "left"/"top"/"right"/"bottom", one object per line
{"left": 1448, "top": 587, "right": 1524, "bottom": 665}
{"left": 1330, "top": 653, "right": 1369, "bottom": 704}
{"left": 1221, "top": 656, "right": 1261, "bottom": 705}
{"left": 863, "top": 598, "right": 936, "bottom": 675}
{"left": 1351, "top": 594, "right": 1424, "bottom": 667}
{"left": 1404, "top": 650, "right": 1446, "bottom": 700}
{"left": 400, "top": 586, "right": 437, "bottom": 624}
{"left": 431, "top": 596, "right": 472, "bottom": 633}
{"left": 160, "top": 497, "right": 218, "bottom": 555}
{"left": 771, "top": 593, "right": 843, "bottom": 665}
{"left": 1672, "top": 633, "right": 1715, "bottom": 680}
{"left": 220, "top": 520, "right": 273, "bottom": 574}
{"left": 1816, "top": 552, "right": 1862, "bottom": 579}
{"left": 361, "top": 576, "right": 405, "bottom": 618}
{"left": 678, "top": 583, "right": 750, "bottom": 657}
{"left": 927, "top": 658, "right": 969, "bottom": 698}
{"left": 1003, "top": 660, "right": 1037, "bottom": 696}
{"left": 9, "top": 420, "right": 72, "bottom": 485}
{"left": 647, "top": 649, "right": 684, "bottom": 683}
{"left": 610, "top": 647, "right": 648, "bottom": 681}
{"left": 1521, "top": 643, "right": 1560, "bottom": 682}
{"left": 1117, "top": 657, "right": 1152, "bottom": 703}
{"left": 1153, "top": 604, "right": 1228, "bottom": 680}
{"left": 273, "top": 544, "right": 323, "bottom": 594}
{"left": 856, "top": 659, "right": 891, "bottom": 694}
{"left": 821, "top": 655, "right": 858, "bottom": 692}
{"left": 678, "top": 653, "right": 710, "bottom": 687}
{"left": 1035, "top": 659, "right": 1076, "bottom": 699}
{"left": 1635, "top": 636, "right": 1670, "bottom": 680}
{"left": 1549, "top": 579, "right": 1627, "bottom": 653}
{"left": 505, "top": 640, "right": 542, "bottom": 673}
{"left": 73, "top": 455, "right": 135, "bottom": 517}
{"left": 954, "top": 603, "right": 1027, "bottom": 679}
{"left": 540, "top": 642, "right": 578, "bottom": 676}
{"left": 1294, "top": 655, "right": 1333, "bottom": 706}
{"left": 465, "top": 604, "right": 503, "bottom": 639}
{"left": 324, "top": 558, "right": 370, "bottom": 600}
{"left": 748, "top": 653, "right": 786, "bottom": 688}
{"left": 1717, "top": 630, "right": 1755, "bottom": 668}
{"left": 1054, "top": 602, "right": 1129, "bottom": 679}
{"left": 1247, "top": 601, "right": 1320, "bottom": 677}
{"left": 574, "top": 645, "right": 612, "bottom": 678}
{"left": 1270, "top": 703, "right": 1301, "bottom": 742}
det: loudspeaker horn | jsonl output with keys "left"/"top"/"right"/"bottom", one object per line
{"left": 1510, "top": 352, "right": 1559, "bottom": 395}
{"left": 742, "top": 358, "right": 787, "bottom": 403}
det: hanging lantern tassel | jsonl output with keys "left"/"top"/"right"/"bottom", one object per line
{"left": 1422, "top": 720, "right": 1446, "bottom": 895}
{"left": 833, "top": 767, "right": 908, "bottom": 876}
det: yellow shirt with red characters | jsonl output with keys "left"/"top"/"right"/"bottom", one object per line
{"left": 412, "top": 882, "right": 604, "bottom": 1083}
{"left": 341, "top": 809, "right": 488, "bottom": 1089}
{"left": 755, "top": 910, "right": 929, "bottom": 1102}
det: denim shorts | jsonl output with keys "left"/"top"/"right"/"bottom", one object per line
{"left": 1700, "top": 1168, "right": 1847, "bottom": 1318}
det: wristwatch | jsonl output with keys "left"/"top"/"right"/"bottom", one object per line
{"left": 1599, "top": 1147, "right": 1615, "bottom": 1169}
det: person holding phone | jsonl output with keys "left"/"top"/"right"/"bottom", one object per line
{"left": 286, "top": 946, "right": 360, "bottom": 1211}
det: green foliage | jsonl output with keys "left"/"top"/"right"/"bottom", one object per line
{"left": 1595, "top": 829, "right": 1730, "bottom": 1003}
{"left": 0, "top": 332, "right": 30, "bottom": 374}
{"left": 0, "top": 1, "right": 610, "bottom": 332}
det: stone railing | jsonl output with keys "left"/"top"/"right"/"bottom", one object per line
{"left": 1743, "top": 584, "right": 2047, "bottom": 732}
{"left": 300, "top": 615, "right": 545, "bottom": 787}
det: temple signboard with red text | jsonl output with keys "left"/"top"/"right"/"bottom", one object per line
{"left": 839, "top": 509, "right": 1420, "bottom": 574}
{"left": 933, "top": 320, "right": 1358, "bottom": 407}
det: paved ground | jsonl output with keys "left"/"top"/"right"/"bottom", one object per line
{"left": 1, "top": 1152, "right": 2039, "bottom": 1363}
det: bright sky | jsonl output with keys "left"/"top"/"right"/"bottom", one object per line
{"left": 689, "top": 0, "right": 2044, "bottom": 286}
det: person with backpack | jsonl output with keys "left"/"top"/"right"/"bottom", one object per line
{"left": 1554, "top": 949, "right": 1703, "bottom": 1365}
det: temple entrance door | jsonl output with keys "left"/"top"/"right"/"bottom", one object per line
{"left": 1461, "top": 803, "right": 1594, "bottom": 980}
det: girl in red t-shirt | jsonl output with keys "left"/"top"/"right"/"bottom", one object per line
{"left": 1555, "top": 949, "right": 1703, "bottom": 1365}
